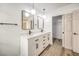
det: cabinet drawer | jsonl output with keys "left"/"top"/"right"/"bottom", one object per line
{"left": 42, "top": 35, "right": 48, "bottom": 39}
{"left": 42, "top": 39, "right": 47, "bottom": 43}
{"left": 43, "top": 39, "right": 45, "bottom": 41}
{"left": 43, "top": 41, "right": 49, "bottom": 48}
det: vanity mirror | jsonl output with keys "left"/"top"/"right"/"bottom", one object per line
{"left": 37, "top": 16, "right": 44, "bottom": 29}
{"left": 22, "top": 10, "right": 34, "bottom": 30}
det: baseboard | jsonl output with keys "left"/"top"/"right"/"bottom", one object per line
{"left": 62, "top": 47, "right": 73, "bottom": 56}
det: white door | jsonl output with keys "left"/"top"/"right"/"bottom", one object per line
{"left": 72, "top": 10, "right": 79, "bottom": 53}
{"left": 62, "top": 13, "right": 72, "bottom": 49}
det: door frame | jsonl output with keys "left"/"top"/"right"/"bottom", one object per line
{"left": 52, "top": 15, "right": 62, "bottom": 44}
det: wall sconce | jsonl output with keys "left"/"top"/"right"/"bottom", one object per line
{"left": 31, "top": 2, "right": 36, "bottom": 15}
{"left": 42, "top": 8, "right": 46, "bottom": 19}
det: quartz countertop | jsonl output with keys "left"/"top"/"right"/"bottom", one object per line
{"left": 21, "top": 32, "right": 51, "bottom": 39}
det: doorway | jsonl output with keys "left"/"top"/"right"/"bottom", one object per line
{"left": 52, "top": 15, "right": 73, "bottom": 56}
{"left": 52, "top": 15, "right": 62, "bottom": 45}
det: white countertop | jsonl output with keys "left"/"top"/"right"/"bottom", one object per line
{"left": 21, "top": 32, "right": 50, "bottom": 39}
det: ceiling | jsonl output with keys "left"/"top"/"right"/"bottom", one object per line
{"left": 27, "top": 3, "right": 71, "bottom": 16}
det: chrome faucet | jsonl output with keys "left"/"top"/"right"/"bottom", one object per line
{"left": 29, "top": 30, "right": 32, "bottom": 35}
{"left": 41, "top": 29, "right": 43, "bottom": 32}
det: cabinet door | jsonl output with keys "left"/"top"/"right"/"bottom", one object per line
{"left": 62, "top": 13, "right": 72, "bottom": 49}
{"left": 28, "top": 38, "right": 36, "bottom": 56}
{"left": 39, "top": 37, "right": 44, "bottom": 54}
{"left": 21, "top": 36, "right": 28, "bottom": 56}
{"left": 72, "top": 10, "right": 79, "bottom": 53}
{"left": 34, "top": 38, "right": 40, "bottom": 56}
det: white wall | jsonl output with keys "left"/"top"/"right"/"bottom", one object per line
{"left": 53, "top": 16, "right": 62, "bottom": 39}
{"left": 0, "top": 3, "right": 49, "bottom": 56}
{"left": 0, "top": 4, "right": 21, "bottom": 56}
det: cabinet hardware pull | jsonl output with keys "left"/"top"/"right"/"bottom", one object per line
{"left": 73, "top": 33, "right": 78, "bottom": 35}
{"left": 35, "top": 39, "right": 39, "bottom": 41}
{"left": 36, "top": 43, "right": 38, "bottom": 49}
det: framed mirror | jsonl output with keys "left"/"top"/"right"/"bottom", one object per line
{"left": 22, "top": 10, "right": 34, "bottom": 30}
{"left": 37, "top": 16, "right": 44, "bottom": 29}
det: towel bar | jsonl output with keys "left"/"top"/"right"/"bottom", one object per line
{"left": 0, "top": 23, "right": 18, "bottom": 25}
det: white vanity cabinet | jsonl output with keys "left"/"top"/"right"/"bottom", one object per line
{"left": 28, "top": 36, "right": 41, "bottom": 56}
{"left": 21, "top": 32, "right": 50, "bottom": 56}
{"left": 28, "top": 33, "right": 50, "bottom": 56}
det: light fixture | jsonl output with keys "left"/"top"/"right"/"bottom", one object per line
{"left": 31, "top": 2, "right": 36, "bottom": 15}
{"left": 31, "top": 9, "right": 36, "bottom": 15}
{"left": 25, "top": 13, "right": 30, "bottom": 17}
{"left": 42, "top": 15, "right": 46, "bottom": 19}
{"left": 42, "top": 8, "right": 46, "bottom": 19}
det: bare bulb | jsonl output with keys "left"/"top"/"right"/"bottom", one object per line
{"left": 31, "top": 9, "right": 36, "bottom": 15}
{"left": 25, "top": 13, "right": 30, "bottom": 17}
{"left": 42, "top": 15, "right": 46, "bottom": 19}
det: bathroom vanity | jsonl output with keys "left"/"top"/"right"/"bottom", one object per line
{"left": 21, "top": 32, "right": 51, "bottom": 56}
{"left": 21, "top": 10, "right": 50, "bottom": 56}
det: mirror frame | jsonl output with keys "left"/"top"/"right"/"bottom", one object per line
{"left": 37, "top": 16, "right": 44, "bottom": 29}
{"left": 22, "top": 10, "right": 34, "bottom": 30}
